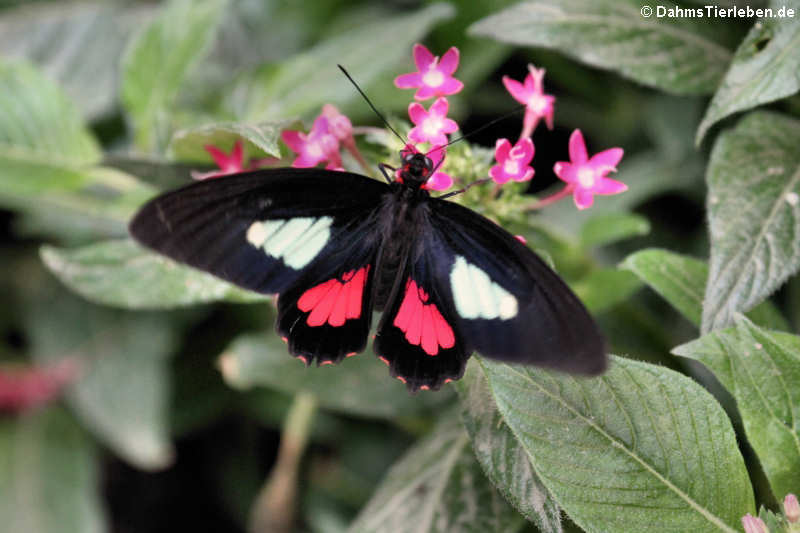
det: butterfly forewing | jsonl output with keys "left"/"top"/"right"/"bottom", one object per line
{"left": 426, "top": 197, "right": 606, "bottom": 375}
{"left": 129, "top": 168, "right": 387, "bottom": 295}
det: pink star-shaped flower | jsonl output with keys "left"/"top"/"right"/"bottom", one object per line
{"left": 503, "top": 64, "right": 556, "bottom": 138}
{"left": 282, "top": 115, "right": 342, "bottom": 170}
{"left": 489, "top": 138, "right": 535, "bottom": 185}
{"left": 424, "top": 146, "right": 453, "bottom": 191}
{"left": 192, "top": 140, "right": 246, "bottom": 180}
{"left": 408, "top": 97, "right": 459, "bottom": 147}
{"left": 553, "top": 129, "right": 626, "bottom": 210}
{"left": 394, "top": 44, "right": 464, "bottom": 101}
{"left": 321, "top": 104, "right": 353, "bottom": 146}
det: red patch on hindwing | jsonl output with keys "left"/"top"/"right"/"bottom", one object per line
{"left": 297, "top": 266, "right": 370, "bottom": 327}
{"left": 392, "top": 279, "right": 455, "bottom": 356}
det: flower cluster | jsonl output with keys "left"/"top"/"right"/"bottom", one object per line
{"left": 196, "top": 44, "right": 627, "bottom": 210}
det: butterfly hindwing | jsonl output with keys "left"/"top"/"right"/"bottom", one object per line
{"left": 129, "top": 168, "right": 387, "bottom": 295}
{"left": 275, "top": 215, "right": 383, "bottom": 365}
{"left": 425, "top": 197, "right": 606, "bottom": 375}
{"left": 373, "top": 259, "right": 469, "bottom": 392}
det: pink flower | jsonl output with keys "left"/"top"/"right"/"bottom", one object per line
{"left": 515, "top": 235, "right": 527, "bottom": 244}
{"left": 192, "top": 140, "right": 246, "bottom": 180}
{"left": 282, "top": 115, "right": 342, "bottom": 170}
{"left": 503, "top": 64, "right": 555, "bottom": 138}
{"left": 489, "top": 138, "right": 535, "bottom": 185}
{"left": 785, "top": 493, "right": 799, "bottom": 523}
{"left": 741, "top": 514, "right": 769, "bottom": 533}
{"left": 394, "top": 44, "right": 464, "bottom": 101}
{"left": 424, "top": 147, "right": 453, "bottom": 191}
{"left": 408, "top": 97, "right": 459, "bottom": 146}
{"left": 553, "top": 129, "right": 626, "bottom": 210}
{"left": 321, "top": 104, "right": 354, "bottom": 146}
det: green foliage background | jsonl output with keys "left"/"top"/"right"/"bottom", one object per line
{"left": 1, "top": 0, "right": 799, "bottom": 532}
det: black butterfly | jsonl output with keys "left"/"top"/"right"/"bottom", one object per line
{"left": 129, "top": 149, "right": 606, "bottom": 391}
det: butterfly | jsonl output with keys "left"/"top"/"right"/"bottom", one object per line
{"left": 129, "top": 147, "right": 606, "bottom": 392}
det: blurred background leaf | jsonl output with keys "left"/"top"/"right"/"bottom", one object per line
{"left": 0, "top": 407, "right": 106, "bottom": 533}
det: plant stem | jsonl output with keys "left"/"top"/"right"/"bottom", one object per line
{"left": 248, "top": 391, "right": 317, "bottom": 533}
{"left": 524, "top": 185, "right": 572, "bottom": 211}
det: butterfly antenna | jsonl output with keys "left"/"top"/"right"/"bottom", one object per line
{"left": 426, "top": 104, "right": 527, "bottom": 158}
{"left": 338, "top": 64, "right": 407, "bottom": 145}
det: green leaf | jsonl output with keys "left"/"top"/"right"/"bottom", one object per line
{"left": 0, "top": 164, "right": 156, "bottom": 240}
{"left": 673, "top": 316, "right": 800, "bottom": 498}
{"left": 169, "top": 118, "right": 299, "bottom": 162}
{"left": 0, "top": 2, "right": 155, "bottom": 119}
{"left": 347, "top": 415, "right": 523, "bottom": 533}
{"left": 579, "top": 212, "right": 650, "bottom": 248}
{"left": 702, "top": 111, "right": 800, "bottom": 332}
{"left": 220, "top": 333, "right": 451, "bottom": 419}
{"left": 696, "top": 2, "right": 800, "bottom": 143}
{"left": 0, "top": 60, "right": 99, "bottom": 165}
{"left": 0, "top": 408, "right": 106, "bottom": 533}
{"left": 621, "top": 248, "right": 789, "bottom": 331}
{"left": 40, "top": 239, "right": 266, "bottom": 310}
{"left": 121, "top": 0, "right": 228, "bottom": 153}
{"left": 23, "top": 271, "right": 177, "bottom": 470}
{"left": 478, "top": 355, "right": 754, "bottom": 533}
{"left": 469, "top": 0, "right": 732, "bottom": 95}
{"left": 0, "top": 60, "right": 151, "bottom": 239}
{"left": 230, "top": 3, "right": 455, "bottom": 120}
{"left": 455, "top": 361, "right": 562, "bottom": 533}
{"left": 572, "top": 268, "right": 643, "bottom": 313}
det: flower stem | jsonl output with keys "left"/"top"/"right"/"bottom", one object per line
{"left": 524, "top": 185, "right": 572, "bottom": 211}
{"left": 248, "top": 391, "right": 317, "bottom": 533}
{"left": 344, "top": 140, "right": 375, "bottom": 177}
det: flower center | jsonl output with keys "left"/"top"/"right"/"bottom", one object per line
{"left": 577, "top": 167, "right": 596, "bottom": 188}
{"left": 503, "top": 160, "right": 520, "bottom": 175}
{"left": 423, "top": 117, "right": 443, "bottom": 138}
{"left": 422, "top": 68, "right": 445, "bottom": 87}
{"left": 528, "top": 94, "right": 547, "bottom": 113}
{"left": 306, "top": 142, "right": 324, "bottom": 158}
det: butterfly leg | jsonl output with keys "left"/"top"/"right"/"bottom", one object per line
{"left": 437, "top": 177, "right": 494, "bottom": 199}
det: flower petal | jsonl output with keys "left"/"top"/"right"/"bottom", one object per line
{"left": 494, "top": 138, "right": 511, "bottom": 162}
{"left": 413, "top": 43, "right": 435, "bottom": 71}
{"left": 441, "top": 118, "right": 459, "bottom": 134}
{"left": 588, "top": 147, "right": 624, "bottom": 172}
{"left": 281, "top": 130, "right": 305, "bottom": 153}
{"left": 439, "top": 78, "right": 463, "bottom": 96}
{"left": 408, "top": 102, "right": 427, "bottom": 125}
{"left": 568, "top": 129, "right": 588, "bottom": 164}
{"left": 513, "top": 137, "right": 534, "bottom": 163}
{"left": 439, "top": 47, "right": 460, "bottom": 75}
{"left": 426, "top": 171, "right": 453, "bottom": 191}
{"left": 427, "top": 146, "right": 446, "bottom": 166}
{"left": 414, "top": 85, "right": 436, "bottom": 100}
{"left": 502, "top": 76, "right": 527, "bottom": 104}
{"left": 489, "top": 165, "right": 510, "bottom": 184}
{"left": 573, "top": 187, "right": 595, "bottom": 210}
{"left": 594, "top": 177, "right": 628, "bottom": 195}
{"left": 553, "top": 161, "right": 577, "bottom": 184}
{"left": 394, "top": 72, "right": 422, "bottom": 88}
{"left": 430, "top": 96, "right": 449, "bottom": 117}
{"left": 514, "top": 167, "right": 535, "bottom": 182}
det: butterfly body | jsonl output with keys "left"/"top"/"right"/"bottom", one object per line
{"left": 130, "top": 152, "right": 606, "bottom": 391}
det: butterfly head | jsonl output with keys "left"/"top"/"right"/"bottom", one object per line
{"left": 398, "top": 151, "right": 433, "bottom": 189}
